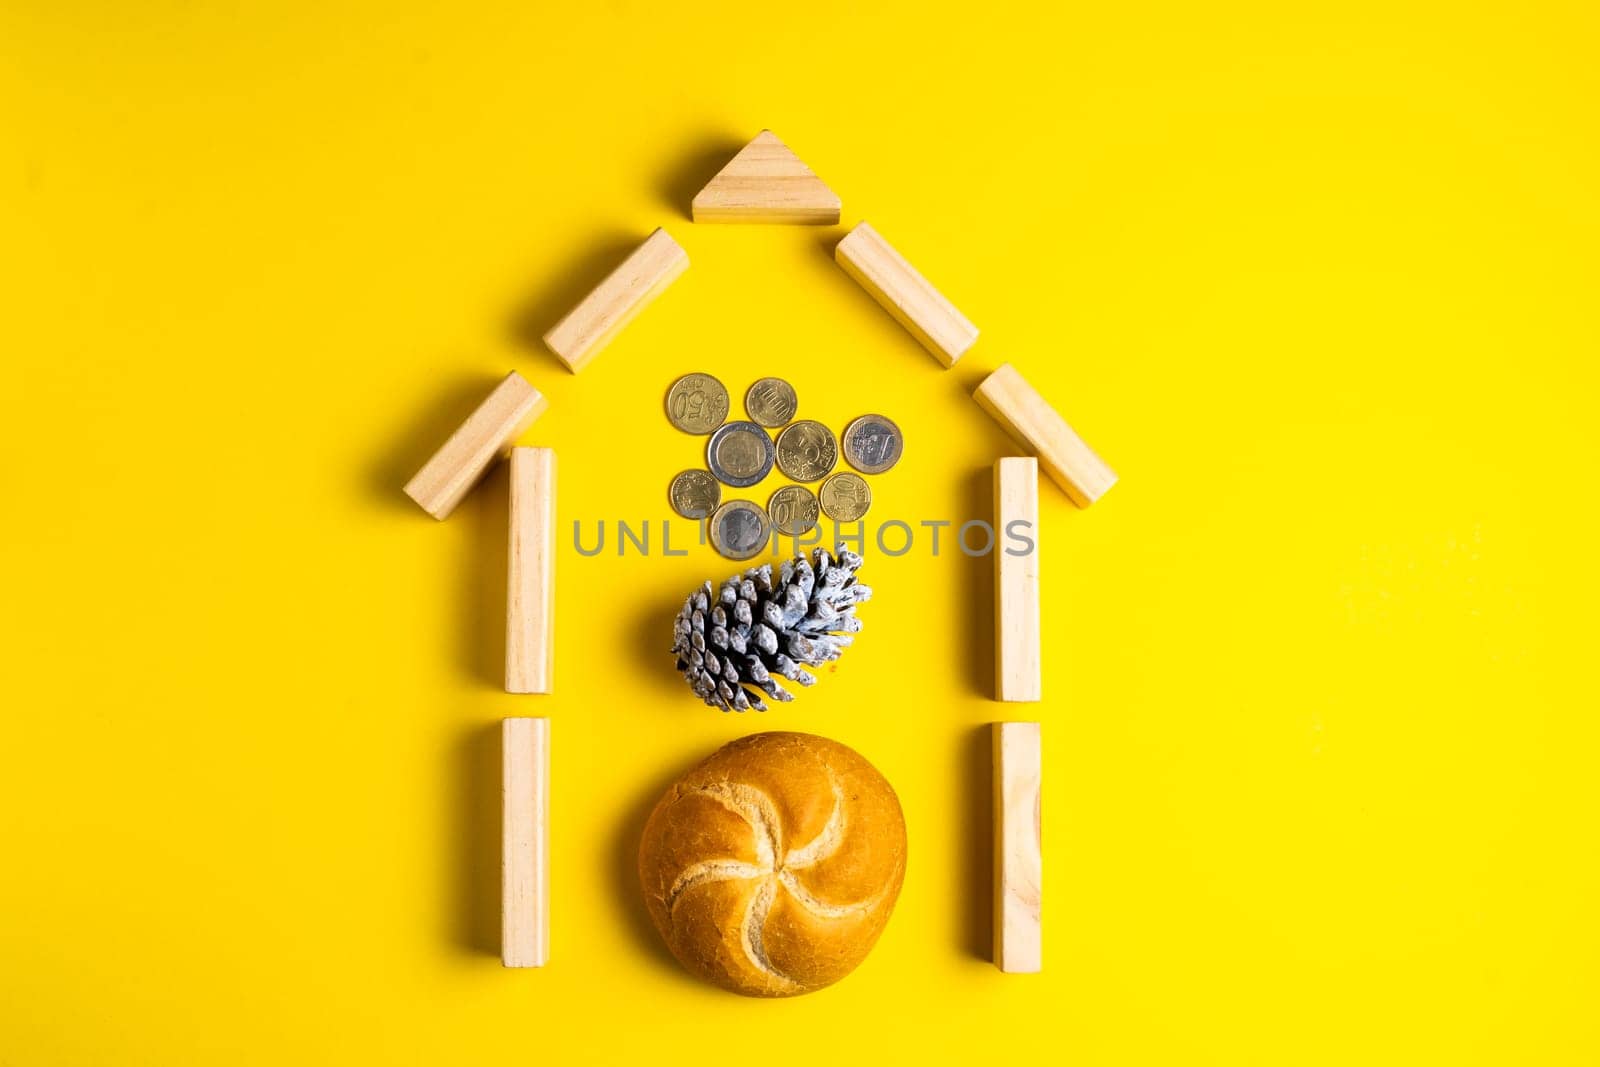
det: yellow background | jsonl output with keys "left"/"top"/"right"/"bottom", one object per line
{"left": 3, "top": 1, "right": 1597, "bottom": 1063}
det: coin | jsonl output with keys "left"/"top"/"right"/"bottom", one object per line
{"left": 775, "top": 419, "right": 838, "bottom": 482}
{"left": 745, "top": 377, "right": 798, "bottom": 427}
{"left": 665, "top": 373, "right": 730, "bottom": 434}
{"left": 705, "top": 420, "right": 775, "bottom": 488}
{"left": 767, "top": 485, "right": 820, "bottom": 537}
{"left": 709, "top": 500, "right": 771, "bottom": 561}
{"left": 841, "top": 414, "right": 904, "bottom": 474}
{"left": 668, "top": 469, "right": 721, "bottom": 519}
{"left": 818, "top": 471, "right": 872, "bottom": 522}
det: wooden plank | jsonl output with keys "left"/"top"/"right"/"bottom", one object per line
{"left": 542, "top": 228, "right": 689, "bottom": 373}
{"left": 402, "top": 371, "right": 547, "bottom": 520}
{"left": 502, "top": 717, "right": 550, "bottom": 968}
{"left": 835, "top": 222, "right": 979, "bottom": 367}
{"left": 974, "top": 362, "right": 1117, "bottom": 507}
{"left": 995, "top": 458, "right": 1041, "bottom": 702}
{"left": 993, "top": 721, "right": 1042, "bottom": 973}
{"left": 691, "top": 130, "right": 841, "bottom": 223}
{"left": 506, "top": 447, "right": 556, "bottom": 695}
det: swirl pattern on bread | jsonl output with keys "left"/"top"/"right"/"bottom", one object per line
{"left": 638, "top": 732, "right": 907, "bottom": 996}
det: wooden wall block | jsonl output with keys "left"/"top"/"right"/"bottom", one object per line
{"left": 993, "top": 721, "right": 1042, "bottom": 973}
{"left": 974, "top": 363, "right": 1117, "bottom": 508}
{"left": 502, "top": 717, "right": 550, "bottom": 968}
{"left": 506, "top": 447, "right": 556, "bottom": 695}
{"left": 691, "top": 130, "right": 841, "bottom": 224}
{"left": 995, "top": 458, "right": 1041, "bottom": 702}
{"left": 835, "top": 222, "right": 979, "bottom": 367}
{"left": 403, "top": 371, "right": 547, "bottom": 520}
{"left": 542, "top": 228, "right": 689, "bottom": 373}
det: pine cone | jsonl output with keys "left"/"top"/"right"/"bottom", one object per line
{"left": 672, "top": 547, "right": 872, "bottom": 712}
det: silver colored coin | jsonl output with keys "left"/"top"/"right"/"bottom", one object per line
{"left": 709, "top": 500, "right": 771, "bottom": 561}
{"left": 775, "top": 419, "right": 838, "bottom": 482}
{"left": 665, "top": 373, "right": 730, "bottom": 434}
{"left": 767, "top": 485, "right": 820, "bottom": 538}
{"left": 818, "top": 471, "right": 873, "bottom": 522}
{"left": 842, "top": 414, "right": 904, "bottom": 475}
{"left": 668, "top": 469, "right": 721, "bottom": 519}
{"left": 706, "top": 420, "right": 775, "bottom": 488}
{"left": 745, "top": 377, "right": 799, "bottom": 427}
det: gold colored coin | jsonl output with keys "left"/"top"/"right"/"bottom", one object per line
{"left": 668, "top": 469, "right": 721, "bottom": 519}
{"left": 775, "top": 419, "right": 839, "bottom": 482}
{"left": 767, "top": 485, "right": 820, "bottom": 537}
{"left": 841, "top": 413, "right": 904, "bottom": 474}
{"left": 818, "top": 471, "right": 872, "bottom": 522}
{"left": 744, "top": 377, "right": 798, "bottom": 427}
{"left": 708, "top": 500, "right": 771, "bottom": 561}
{"left": 665, "top": 373, "right": 730, "bottom": 434}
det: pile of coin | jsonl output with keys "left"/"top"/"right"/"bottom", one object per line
{"left": 665, "top": 373, "right": 903, "bottom": 560}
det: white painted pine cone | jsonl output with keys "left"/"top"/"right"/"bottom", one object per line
{"left": 672, "top": 547, "right": 871, "bottom": 712}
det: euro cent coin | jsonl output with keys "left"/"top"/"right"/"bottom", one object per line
{"left": 744, "top": 377, "right": 798, "bottom": 427}
{"left": 775, "top": 419, "right": 839, "bottom": 482}
{"left": 709, "top": 500, "right": 771, "bottom": 561}
{"left": 818, "top": 471, "right": 873, "bottom": 522}
{"left": 767, "top": 485, "right": 820, "bottom": 537}
{"left": 668, "top": 469, "right": 721, "bottom": 519}
{"left": 706, "top": 420, "right": 776, "bottom": 488}
{"left": 841, "top": 414, "right": 904, "bottom": 474}
{"left": 666, "top": 373, "right": 731, "bottom": 434}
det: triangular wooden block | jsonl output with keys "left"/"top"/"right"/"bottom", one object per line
{"left": 691, "top": 130, "right": 842, "bottom": 224}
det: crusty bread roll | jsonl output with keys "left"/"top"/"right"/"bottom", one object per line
{"left": 638, "top": 731, "right": 907, "bottom": 996}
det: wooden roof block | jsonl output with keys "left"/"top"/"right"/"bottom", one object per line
{"left": 836, "top": 221, "right": 980, "bottom": 367}
{"left": 402, "top": 371, "right": 546, "bottom": 520}
{"left": 975, "top": 363, "right": 1117, "bottom": 507}
{"left": 691, "top": 130, "right": 842, "bottom": 224}
{"left": 542, "top": 228, "right": 689, "bottom": 373}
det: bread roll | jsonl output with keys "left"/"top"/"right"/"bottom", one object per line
{"left": 638, "top": 731, "right": 907, "bottom": 996}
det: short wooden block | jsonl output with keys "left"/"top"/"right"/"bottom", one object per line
{"left": 542, "top": 228, "right": 689, "bottom": 373}
{"left": 506, "top": 447, "right": 555, "bottom": 695}
{"left": 993, "top": 721, "right": 1042, "bottom": 973}
{"left": 403, "top": 371, "right": 547, "bottom": 520}
{"left": 502, "top": 717, "right": 550, "bottom": 968}
{"left": 691, "top": 130, "right": 841, "bottom": 224}
{"left": 995, "top": 458, "right": 1041, "bottom": 702}
{"left": 974, "top": 363, "right": 1117, "bottom": 508}
{"left": 835, "top": 222, "right": 979, "bottom": 367}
